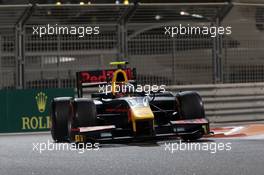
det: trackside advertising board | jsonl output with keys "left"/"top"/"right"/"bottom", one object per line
{"left": 0, "top": 88, "right": 74, "bottom": 133}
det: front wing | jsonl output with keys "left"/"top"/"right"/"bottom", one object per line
{"left": 71, "top": 118, "right": 210, "bottom": 143}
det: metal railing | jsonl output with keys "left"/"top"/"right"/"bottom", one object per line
{"left": 80, "top": 82, "right": 264, "bottom": 123}
{"left": 167, "top": 83, "right": 264, "bottom": 123}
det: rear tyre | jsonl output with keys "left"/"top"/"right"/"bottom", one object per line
{"left": 176, "top": 91, "right": 205, "bottom": 141}
{"left": 51, "top": 98, "right": 73, "bottom": 142}
{"left": 74, "top": 98, "right": 97, "bottom": 127}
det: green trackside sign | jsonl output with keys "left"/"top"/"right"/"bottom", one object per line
{"left": 0, "top": 88, "right": 74, "bottom": 133}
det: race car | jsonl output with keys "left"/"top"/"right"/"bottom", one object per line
{"left": 51, "top": 61, "right": 210, "bottom": 143}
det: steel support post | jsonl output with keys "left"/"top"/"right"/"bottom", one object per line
{"left": 15, "top": 23, "right": 25, "bottom": 89}
{"left": 57, "top": 35, "right": 61, "bottom": 88}
{"left": 117, "top": 3, "right": 138, "bottom": 61}
{"left": 0, "top": 36, "right": 2, "bottom": 89}
{"left": 117, "top": 23, "right": 127, "bottom": 61}
{"left": 212, "top": 18, "right": 223, "bottom": 83}
{"left": 172, "top": 38, "right": 176, "bottom": 85}
{"left": 14, "top": 4, "right": 35, "bottom": 89}
{"left": 211, "top": 2, "right": 232, "bottom": 83}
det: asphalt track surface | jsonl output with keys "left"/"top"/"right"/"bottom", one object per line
{"left": 0, "top": 132, "right": 264, "bottom": 175}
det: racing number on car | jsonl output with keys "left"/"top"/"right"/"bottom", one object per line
{"left": 75, "top": 135, "right": 85, "bottom": 142}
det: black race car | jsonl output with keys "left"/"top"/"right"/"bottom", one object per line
{"left": 51, "top": 62, "right": 210, "bottom": 143}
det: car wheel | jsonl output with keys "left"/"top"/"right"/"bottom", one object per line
{"left": 177, "top": 91, "right": 205, "bottom": 119}
{"left": 181, "top": 131, "right": 204, "bottom": 141}
{"left": 176, "top": 91, "right": 205, "bottom": 141}
{"left": 74, "top": 98, "right": 97, "bottom": 127}
{"left": 51, "top": 98, "right": 73, "bottom": 142}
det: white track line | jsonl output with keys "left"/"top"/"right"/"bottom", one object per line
{"left": 224, "top": 126, "right": 244, "bottom": 135}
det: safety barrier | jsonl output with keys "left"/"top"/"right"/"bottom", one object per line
{"left": 168, "top": 83, "right": 264, "bottom": 123}
{"left": 0, "top": 88, "right": 74, "bottom": 133}
{"left": 0, "top": 83, "right": 261, "bottom": 133}
{"left": 82, "top": 83, "right": 264, "bottom": 123}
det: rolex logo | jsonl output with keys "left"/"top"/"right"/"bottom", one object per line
{"left": 35, "top": 92, "right": 48, "bottom": 113}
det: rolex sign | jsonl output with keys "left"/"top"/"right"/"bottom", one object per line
{"left": 0, "top": 88, "right": 74, "bottom": 133}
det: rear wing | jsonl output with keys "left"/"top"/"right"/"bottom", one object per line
{"left": 76, "top": 68, "right": 136, "bottom": 97}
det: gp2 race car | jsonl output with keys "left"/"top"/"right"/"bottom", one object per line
{"left": 51, "top": 61, "right": 210, "bottom": 143}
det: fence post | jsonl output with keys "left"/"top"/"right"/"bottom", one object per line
{"left": 57, "top": 35, "right": 61, "bottom": 88}
{"left": 212, "top": 17, "right": 223, "bottom": 83}
{"left": 117, "top": 3, "right": 138, "bottom": 61}
{"left": 211, "top": 3, "right": 232, "bottom": 84}
{"left": 117, "top": 23, "right": 127, "bottom": 61}
{"left": 15, "top": 23, "right": 25, "bottom": 89}
{"left": 172, "top": 38, "right": 176, "bottom": 85}
{"left": 0, "top": 35, "right": 2, "bottom": 89}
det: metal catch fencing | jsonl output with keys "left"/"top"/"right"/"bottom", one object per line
{"left": 0, "top": 2, "right": 264, "bottom": 89}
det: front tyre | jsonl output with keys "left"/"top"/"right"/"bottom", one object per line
{"left": 177, "top": 91, "right": 205, "bottom": 119}
{"left": 176, "top": 91, "right": 206, "bottom": 141}
{"left": 180, "top": 131, "right": 204, "bottom": 141}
